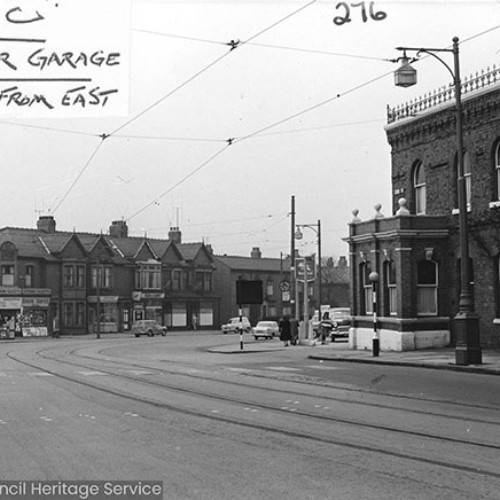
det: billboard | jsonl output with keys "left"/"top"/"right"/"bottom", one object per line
{"left": 236, "top": 280, "right": 263, "bottom": 305}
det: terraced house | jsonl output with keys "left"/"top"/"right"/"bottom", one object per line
{"left": 346, "top": 64, "right": 500, "bottom": 351}
{"left": 0, "top": 216, "right": 219, "bottom": 337}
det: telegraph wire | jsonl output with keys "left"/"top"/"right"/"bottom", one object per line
{"left": 0, "top": 120, "right": 99, "bottom": 137}
{"left": 245, "top": 42, "right": 387, "bottom": 61}
{"left": 134, "top": 28, "right": 388, "bottom": 62}
{"left": 108, "top": 50, "right": 233, "bottom": 137}
{"left": 109, "top": 133, "right": 226, "bottom": 143}
{"left": 242, "top": 0, "right": 317, "bottom": 45}
{"left": 234, "top": 70, "right": 393, "bottom": 143}
{"left": 52, "top": 140, "right": 105, "bottom": 215}
{"left": 134, "top": 29, "right": 226, "bottom": 46}
{"left": 111, "top": 0, "right": 318, "bottom": 137}
{"left": 126, "top": 143, "right": 230, "bottom": 222}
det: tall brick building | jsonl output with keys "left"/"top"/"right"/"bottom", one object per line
{"left": 346, "top": 65, "right": 500, "bottom": 351}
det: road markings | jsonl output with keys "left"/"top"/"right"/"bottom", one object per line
{"left": 29, "top": 372, "right": 54, "bottom": 376}
{"left": 78, "top": 371, "right": 107, "bottom": 376}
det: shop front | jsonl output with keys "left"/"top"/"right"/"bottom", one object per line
{"left": 88, "top": 295, "right": 120, "bottom": 333}
{"left": 132, "top": 291, "right": 164, "bottom": 325}
{"left": 0, "top": 288, "right": 51, "bottom": 339}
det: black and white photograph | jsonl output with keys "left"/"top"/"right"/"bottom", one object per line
{"left": 1, "top": 1, "right": 500, "bottom": 499}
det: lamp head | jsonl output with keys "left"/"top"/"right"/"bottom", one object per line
{"left": 394, "top": 50, "right": 417, "bottom": 88}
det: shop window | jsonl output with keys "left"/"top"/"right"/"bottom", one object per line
{"left": 76, "top": 302, "right": 85, "bottom": 326}
{"left": 417, "top": 260, "right": 438, "bottom": 315}
{"left": 63, "top": 302, "right": 74, "bottom": 326}
{"left": 199, "top": 302, "right": 213, "bottom": 327}
{"left": 384, "top": 261, "right": 397, "bottom": 315}
{"left": 1, "top": 265, "right": 14, "bottom": 286}
{"left": 413, "top": 161, "right": 426, "bottom": 214}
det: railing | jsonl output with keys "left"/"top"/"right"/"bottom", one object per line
{"left": 387, "top": 64, "right": 500, "bottom": 123}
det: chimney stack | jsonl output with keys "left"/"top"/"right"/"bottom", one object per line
{"left": 37, "top": 215, "right": 56, "bottom": 234}
{"left": 109, "top": 220, "right": 128, "bottom": 238}
{"left": 168, "top": 227, "right": 182, "bottom": 244}
{"left": 251, "top": 247, "right": 262, "bottom": 259}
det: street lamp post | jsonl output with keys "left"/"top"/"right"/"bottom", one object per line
{"left": 295, "top": 220, "right": 322, "bottom": 309}
{"left": 393, "top": 36, "right": 482, "bottom": 365}
{"left": 369, "top": 272, "right": 379, "bottom": 357}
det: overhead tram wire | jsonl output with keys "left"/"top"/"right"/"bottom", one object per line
{"left": 48, "top": 0, "right": 319, "bottom": 217}
{"left": 0, "top": 120, "right": 100, "bottom": 137}
{"left": 125, "top": 143, "right": 230, "bottom": 222}
{"left": 52, "top": 140, "right": 105, "bottom": 215}
{"left": 110, "top": 0, "right": 318, "bottom": 138}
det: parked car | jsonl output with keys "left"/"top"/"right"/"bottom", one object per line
{"left": 329, "top": 307, "right": 351, "bottom": 341}
{"left": 252, "top": 320, "right": 279, "bottom": 340}
{"left": 132, "top": 320, "right": 167, "bottom": 337}
{"left": 221, "top": 317, "right": 251, "bottom": 334}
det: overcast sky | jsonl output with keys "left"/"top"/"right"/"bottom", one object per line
{"left": 2, "top": 0, "right": 500, "bottom": 260}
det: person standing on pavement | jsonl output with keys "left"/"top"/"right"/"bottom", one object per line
{"left": 279, "top": 316, "right": 292, "bottom": 347}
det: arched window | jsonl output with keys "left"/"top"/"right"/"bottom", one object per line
{"left": 384, "top": 260, "right": 397, "bottom": 315}
{"left": 413, "top": 162, "right": 426, "bottom": 214}
{"left": 360, "top": 263, "right": 373, "bottom": 314}
{"left": 495, "top": 142, "right": 500, "bottom": 201}
{"left": 416, "top": 260, "right": 438, "bottom": 315}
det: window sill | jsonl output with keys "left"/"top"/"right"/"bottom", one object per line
{"left": 493, "top": 319, "right": 500, "bottom": 325}
{"left": 489, "top": 201, "right": 500, "bottom": 209}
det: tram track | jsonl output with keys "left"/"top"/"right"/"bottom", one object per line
{"left": 6, "top": 344, "right": 500, "bottom": 480}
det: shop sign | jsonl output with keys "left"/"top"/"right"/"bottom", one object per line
{"left": 141, "top": 292, "right": 165, "bottom": 299}
{"left": 0, "top": 287, "right": 21, "bottom": 295}
{"left": 88, "top": 296, "right": 119, "bottom": 303}
{"left": 22, "top": 288, "right": 51, "bottom": 296}
{"left": 0, "top": 297, "right": 22, "bottom": 309}
{"left": 22, "top": 297, "right": 50, "bottom": 308}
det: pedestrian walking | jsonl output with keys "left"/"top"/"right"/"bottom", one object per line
{"left": 279, "top": 316, "right": 292, "bottom": 347}
{"left": 52, "top": 316, "right": 60, "bottom": 338}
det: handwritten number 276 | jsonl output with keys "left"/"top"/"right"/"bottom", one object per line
{"left": 333, "top": 2, "right": 387, "bottom": 25}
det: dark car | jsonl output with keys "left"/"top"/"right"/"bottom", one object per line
{"left": 131, "top": 320, "right": 167, "bottom": 337}
{"left": 329, "top": 308, "right": 351, "bottom": 341}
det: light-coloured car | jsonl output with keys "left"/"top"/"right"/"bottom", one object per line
{"left": 252, "top": 320, "right": 279, "bottom": 340}
{"left": 222, "top": 317, "right": 251, "bottom": 334}
{"left": 132, "top": 320, "right": 167, "bottom": 337}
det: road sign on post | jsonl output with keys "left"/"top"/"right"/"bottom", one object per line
{"left": 295, "top": 257, "right": 315, "bottom": 282}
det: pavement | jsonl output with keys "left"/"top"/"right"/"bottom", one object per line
{"left": 209, "top": 338, "right": 500, "bottom": 376}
